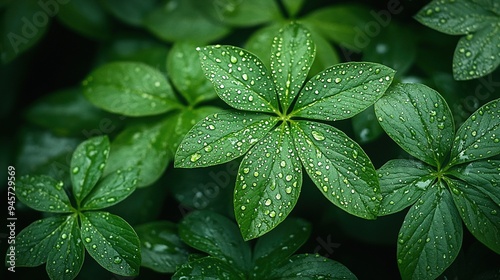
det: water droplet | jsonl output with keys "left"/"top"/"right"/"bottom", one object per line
{"left": 113, "top": 256, "right": 122, "bottom": 264}
{"left": 72, "top": 167, "right": 79, "bottom": 174}
{"left": 311, "top": 131, "right": 325, "bottom": 141}
{"left": 334, "top": 78, "right": 341, "bottom": 84}
{"left": 491, "top": 210, "right": 497, "bottom": 215}
{"left": 253, "top": 171, "right": 259, "bottom": 177}
{"left": 240, "top": 205, "right": 246, "bottom": 211}
{"left": 285, "top": 175, "right": 292, "bottom": 181}
{"left": 280, "top": 161, "right": 286, "bottom": 167}
{"left": 264, "top": 199, "right": 272, "bottom": 206}
{"left": 61, "top": 233, "right": 68, "bottom": 239}
{"left": 285, "top": 187, "right": 292, "bottom": 194}
{"left": 230, "top": 56, "right": 237, "bottom": 63}
{"left": 248, "top": 95, "right": 254, "bottom": 102}
{"left": 107, "top": 197, "right": 116, "bottom": 203}
{"left": 242, "top": 73, "right": 248, "bottom": 81}
{"left": 471, "top": 131, "right": 477, "bottom": 137}
{"left": 275, "top": 193, "right": 281, "bottom": 200}
{"left": 190, "top": 153, "right": 202, "bottom": 162}
{"left": 84, "top": 237, "right": 92, "bottom": 243}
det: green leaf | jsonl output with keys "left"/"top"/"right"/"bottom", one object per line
{"left": 13, "top": 215, "right": 67, "bottom": 267}
{"left": 292, "top": 62, "right": 395, "bottom": 121}
{"left": 81, "top": 167, "right": 139, "bottom": 210}
{"left": 46, "top": 214, "right": 84, "bottom": 280}
{"left": 271, "top": 22, "right": 315, "bottom": 112}
{"left": 17, "top": 175, "right": 72, "bottom": 213}
{"left": 179, "top": 211, "right": 251, "bottom": 273}
{"left": 282, "top": 0, "right": 305, "bottom": 18}
{"left": 70, "top": 136, "right": 109, "bottom": 204}
{"left": 446, "top": 166, "right": 500, "bottom": 253}
{"left": 197, "top": 0, "right": 281, "bottom": 27}
{"left": 135, "top": 221, "right": 189, "bottom": 273}
{"left": 291, "top": 121, "right": 381, "bottom": 219}
{"left": 102, "top": 0, "right": 159, "bottom": 26}
{"left": 57, "top": 0, "right": 111, "bottom": 40}
{"left": 268, "top": 254, "right": 357, "bottom": 280}
{"left": 144, "top": 0, "right": 230, "bottom": 43}
{"left": 175, "top": 111, "right": 279, "bottom": 168}
{"left": 1, "top": 0, "right": 50, "bottom": 63}
{"left": 377, "top": 159, "right": 435, "bottom": 216}
{"left": 375, "top": 83, "right": 455, "bottom": 167}
{"left": 198, "top": 45, "right": 279, "bottom": 113}
{"left": 397, "top": 185, "right": 462, "bottom": 280}
{"left": 83, "top": 62, "right": 180, "bottom": 117}
{"left": 167, "top": 42, "right": 217, "bottom": 105}
{"left": 351, "top": 105, "right": 384, "bottom": 144}
{"left": 104, "top": 118, "right": 171, "bottom": 188}
{"left": 172, "top": 256, "right": 245, "bottom": 280}
{"left": 80, "top": 211, "right": 141, "bottom": 276}
{"left": 253, "top": 218, "right": 311, "bottom": 277}
{"left": 234, "top": 124, "right": 303, "bottom": 240}
{"left": 449, "top": 98, "right": 500, "bottom": 166}
{"left": 414, "top": 0, "right": 500, "bottom": 80}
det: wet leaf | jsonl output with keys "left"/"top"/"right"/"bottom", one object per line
{"left": 167, "top": 42, "right": 217, "bottom": 105}
{"left": 175, "top": 111, "right": 279, "bottom": 168}
{"left": 253, "top": 218, "right": 311, "bottom": 277}
{"left": 70, "top": 136, "right": 109, "bottom": 205}
{"left": 57, "top": 0, "right": 111, "bottom": 40}
{"left": 271, "top": 22, "right": 315, "bottom": 112}
{"left": 397, "top": 185, "right": 462, "bottom": 280}
{"left": 18, "top": 175, "right": 72, "bottom": 213}
{"left": 415, "top": 0, "right": 500, "bottom": 80}
{"left": 46, "top": 215, "right": 84, "bottom": 280}
{"left": 102, "top": 0, "right": 159, "bottom": 26}
{"left": 80, "top": 211, "right": 141, "bottom": 276}
{"left": 135, "top": 221, "right": 189, "bottom": 273}
{"left": 172, "top": 256, "right": 245, "bottom": 280}
{"left": 234, "top": 125, "right": 302, "bottom": 240}
{"left": 377, "top": 159, "right": 435, "bottom": 216}
{"left": 81, "top": 167, "right": 139, "bottom": 210}
{"left": 375, "top": 83, "right": 455, "bottom": 167}
{"left": 179, "top": 211, "right": 251, "bottom": 273}
{"left": 83, "top": 62, "right": 180, "bottom": 116}
{"left": 292, "top": 62, "right": 395, "bottom": 121}
{"left": 198, "top": 45, "right": 280, "bottom": 113}
{"left": 291, "top": 121, "right": 381, "bottom": 219}
{"left": 267, "top": 254, "right": 357, "bottom": 280}
{"left": 449, "top": 98, "right": 500, "bottom": 166}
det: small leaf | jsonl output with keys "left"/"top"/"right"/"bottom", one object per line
{"left": 175, "top": 111, "right": 279, "bottom": 168}
{"left": 375, "top": 83, "right": 455, "bottom": 167}
{"left": 83, "top": 62, "right": 180, "bottom": 116}
{"left": 234, "top": 125, "right": 302, "bottom": 240}
{"left": 57, "top": 0, "right": 111, "bottom": 40}
{"left": 13, "top": 216, "right": 67, "bottom": 267}
{"left": 172, "top": 256, "right": 245, "bottom": 280}
{"left": 268, "top": 254, "right": 357, "bottom": 280}
{"left": 179, "top": 211, "right": 251, "bottom": 273}
{"left": 397, "top": 185, "right": 462, "bottom": 280}
{"left": 70, "top": 136, "right": 109, "bottom": 204}
{"left": 167, "top": 42, "right": 217, "bottom": 105}
{"left": 46, "top": 214, "right": 84, "bottom": 280}
{"left": 292, "top": 62, "right": 395, "bottom": 121}
{"left": 198, "top": 45, "right": 280, "bottom": 113}
{"left": 135, "top": 221, "right": 190, "bottom": 273}
{"left": 449, "top": 98, "right": 500, "bottom": 166}
{"left": 81, "top": 167, "right": 139, "bottom": 210}
{"left": 377, "top": 159, "right": 435, "bottom": 216}
{"left": 253, "top": 218, "right": 311, "bottom": 277}
{"left": 271, "top": 22, "right": 315, "bottom": 112}
{"left": 80, "top": 211, "right": 141, "bottom": 276}
{"left": 18, "top": 175, "right": 72, "bottom": 213}
{"left": 291, "top": 121, "right": 381, "bottom": 219}
{"left": 104, "top": 118, "right": 171, "bottom": 188}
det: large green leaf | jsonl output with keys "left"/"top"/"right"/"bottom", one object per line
{"left": 46, "top": 214, "right": 84, "bottom": 280}
{"left": 83, "top": 62, "right": 180, "bottom": 116}
{"left": 375, "top": 83, "right": 455, "bottom": 167}
{"left": 397, "top": 185, "right": 462, "bottom": 280}
{"left": 13, "top": 215, "right": 67, "bottom": 267}
{"left": 271, "top": 22, "right": 315, "bottom": 112}
{"left": 57, "top": 0, "right": 111, "bottom": 40}
{"left": 234, "top": 125, "right": 303, "bottom": 240}
{"left": 104, "top": 118, "right": 171, "bottom": 188}
{"left": 172, "top": 257, "right": 245, "bottom": 280}
{"left": 291, "top": 121, "right": 380, "bottom": 219}
{"left": 175, "top": 111, "right": 279, "bottom": 168}
{"left": 179, "top": 211, "right": 251, "bottom": 273}
{"left": 449, "top": 98, "right": 500, "bottom": 166}
{"left": 252, "top": 218, "right": 311, "bottom": 278}
{"left": 292, "top": 62, "right": 395, "bottom": 121}
{"left": 18, "top": 175, "right": 72, "bottom": 213}
{"left": 377, "top": 159, "right": 435, "bottom": 216}
{"left": 198, "top": 45, "right": 280, "bottom": 113}
{"left": 70, "top": 136, "right": 109, "bottom": 204}
{"left": 80, "top": 211, "right": 141, "bottom": 276}
{"left": 267, "top": 254, "right": 357, "bottom": 280}
{"left": 102, "top": 0, "right": 159, "bottom": 26}
{"left": 167, "top": 42, "right": 217, "bottom": 105}
{"left": 135, "top": 221, "right": 189, "bottom": 273}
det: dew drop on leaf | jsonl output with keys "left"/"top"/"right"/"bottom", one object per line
{"left": 190, "top": 153, "right": 202, "bottom": 162}
{"left": 311, "top": 131, "right": 325, "bottom": 141}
